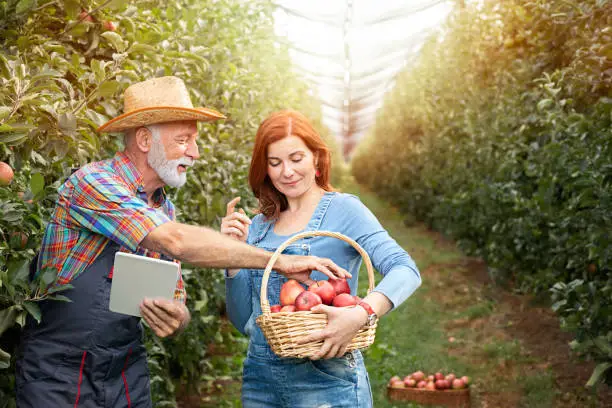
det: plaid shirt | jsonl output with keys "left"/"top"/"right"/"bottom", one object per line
{"left": 37, "top": 151, "right": 186, "bottom": 303}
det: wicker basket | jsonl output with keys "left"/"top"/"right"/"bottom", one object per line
{"left": 256, "top": 230, "right": 378, "bottom": 359}
{"left": 387, "top": 386, "right": 471, "bottom": 407}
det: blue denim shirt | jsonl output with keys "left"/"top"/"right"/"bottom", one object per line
{"left": 225, "top": 192, "right": 421, "bottom": 355}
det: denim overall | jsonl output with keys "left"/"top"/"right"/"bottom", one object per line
{"left": 241, "top": 193, "right": 373, "bottom": 408}
{"left": 15, "top": 242, "right": 152, "bottom": 407}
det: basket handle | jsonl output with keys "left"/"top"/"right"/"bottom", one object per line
{"left": 260, "top": 230, "right": 375, "bottom": 315}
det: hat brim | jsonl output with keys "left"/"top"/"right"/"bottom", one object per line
{"left": 96, "top": 106, "right": 226, "bottom": 133}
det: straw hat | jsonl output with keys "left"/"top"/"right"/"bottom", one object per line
{"left": 97, "top": 76, "right": 226, "bottom": 133}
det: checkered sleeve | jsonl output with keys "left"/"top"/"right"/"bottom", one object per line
{"left": 69, "top": 172, "right": 171, "bottom": 252}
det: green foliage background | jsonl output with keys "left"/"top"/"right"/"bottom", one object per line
{"left": 352, "top": 0, "right": 611, "bottom": 387}
{"left": 0, "top": 0, "right": 343, "bottom": 405}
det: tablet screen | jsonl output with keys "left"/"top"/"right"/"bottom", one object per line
{"left": 109, "top": 252, "right": 179, "bottom": 317}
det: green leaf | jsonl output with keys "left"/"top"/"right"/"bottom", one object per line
{"left": 0, "top": 306, "right": 19, "bottom": 336}
{"left": 15, "top": 0, "right": 37, "bottom": 15}
{"left": 48, "top": 294, "right": 72, "bottom": 302}
{"left": 97, "top": 80, "right": 120, "bottom": 98}
{"left": 107, "top": 0, "right": 127, "bottom": 9}
{"left": 537, "top": 99, "right": 554, "bottom": 111}
{"left": 22, "top": 301, "right": 41, "bottom": 324}
{"left": 101, "top": 31, "right": 126, "bottom": 52}
{"left": 8, "top": 259, "right": 29, "bottom": 286}
{"left": 0, "top": 132, "right": 27, "bottom": 144}
{"left": 586, "top": 362, "right": 612, "bottom": 388}
{"left": 39, "top": 267, "right": 57, "bottom": 288}
{"left": 128, "top": 43, "right": 157, "bottom": 55}
{"left": 593, "top": 338, "right": 612, "bottom": 357}
{"left": 0, "top": 347, "right": 10, "bottom": 369}
{"left": 46, "top": 283, "right": 74, "bottom": 294}
{"left": 0, "top": 106, "right": 12, "bottom": 120}
{"left": 0, "top": 54, "right": 11, "bottom": 78}
{"left": 63, "top": 0, "right": 80, "bottom": 18}
{"left": 30, "top": 172, "right": 44, "bottom": 195}
{"left": 58, "top": 112, "right": 77, "bottom": 135}
{"left": 90, "top": 59, "right": 105, "bottom": 83}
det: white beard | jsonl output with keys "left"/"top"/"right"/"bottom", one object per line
{"left": 147, "top": 126, "right": 193, "bottom": 188}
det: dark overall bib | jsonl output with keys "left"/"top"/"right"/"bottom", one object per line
{"left": 15, "top": 242, "right": 152, "bottom": 408}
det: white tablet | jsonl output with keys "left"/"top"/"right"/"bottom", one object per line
{"left": 109, "top": 251, "right": 179, "bottom": 317}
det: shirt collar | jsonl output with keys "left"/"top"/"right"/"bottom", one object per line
{"left": 113, "top": 151, "right": 167, "bottom": 207}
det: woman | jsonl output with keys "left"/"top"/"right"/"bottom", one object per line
{"left": 221, "top": 110, "right": 421, "bottom": 407}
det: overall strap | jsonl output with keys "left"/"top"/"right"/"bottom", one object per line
{"left": 251, "top": 216, "right": 273, "bottom": 246}
{"left": 304, "top": 192, "right": 336, "bottom": 235}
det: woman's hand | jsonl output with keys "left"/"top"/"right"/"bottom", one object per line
{"left": 220, "top": 197, "right": 251, "bottom": 242}
{"left": 296, "top": 304, "right": 369, "bottom": 359}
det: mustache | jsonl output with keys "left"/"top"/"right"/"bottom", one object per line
{"left": 173, "top": 158, "right": 194, "bottom": 167}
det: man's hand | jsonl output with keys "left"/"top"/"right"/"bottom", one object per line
{"left": 274, "top": 254, "right": 351, "bottom": 285}
{"left": 140, "top": 298, "right": 191, "bottom": 338}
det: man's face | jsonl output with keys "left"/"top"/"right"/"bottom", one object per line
{"left": 147, "top": 121, "right": 199, "bottom": 188}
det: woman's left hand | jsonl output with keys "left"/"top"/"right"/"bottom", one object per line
{"left": 296, "top": 304, "right": 369, "bottom": 360}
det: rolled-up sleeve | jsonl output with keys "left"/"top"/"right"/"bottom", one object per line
{"left": 69, "top": 172, "right": 170, "bottom": 251}
{"left": 339, "top": 195, "right": 421, "bottom": 309}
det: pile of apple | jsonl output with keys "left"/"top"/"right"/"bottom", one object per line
{"left": 270, "top": 278, "right": 360, "bottom": 312}
{"left": 388, "top": 371, "right": 470, "bottom": 391}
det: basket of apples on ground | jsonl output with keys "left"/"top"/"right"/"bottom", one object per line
{"left": 256, "top": 231, "right": 378, "bottom": 359}
{"left": 387, "top": 371, "right": 471, "bottom": 407}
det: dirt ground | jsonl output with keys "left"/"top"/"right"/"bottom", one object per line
{"left": 426, "top": 254, "right": 612, "bottom": 408}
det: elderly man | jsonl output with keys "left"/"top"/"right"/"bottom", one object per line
{"left": 14, "top": 77, "right": 347, "bottom": 408}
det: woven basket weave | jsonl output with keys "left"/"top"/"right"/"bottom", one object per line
{"left": 256, "top": 230, "right": 378, "bottom": 358}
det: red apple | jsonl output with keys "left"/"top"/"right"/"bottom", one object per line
{"left": 435, "top": 379, "right": 447, "bottom": 390}
{"left": 280, "top": 305, "right": 296, "bottom": 312}
{"left": 328, "top": 278, "right": 351, "bottom": 295}
{"left": 9, "top": 232, "right": 28, "bottom": 249}
{"left": 434, "top": 372, "right": 445, "bottom": 381}
{"left": 389, "top": 379, "right": 404, "bottom": 389}
{"left": 416, "top": 380, "right": 427, "bottom": 389}
{"left": 78, "top": 10, "right": 94, "bottom": 22}
{"left": 270, "top": 304, "right": 282, "bottom": 313}
{"left": 332, "top": 293, "right": 358, "bottom": 307}
{"left": 0, "top": 162, "right": 14, "bottom": 186}
{"left": 428, "top": 375, "right": 435, "bottom": 382}
{"left": 445, "top": 373, "right": 456, "bottom": 383}
{"left": 425, "top": 381, "right": 436, "bottom": 391}
{"left": 412, "top": 371, "right": 425, "bottom": 382}
{"left": 294, "top": 291, "right": 322, "bottom": 311}
{"left": 308, "top": 280, "right": 336, "bottom": 305}
{"left": 103, "top": 20, "right": 116, "bottom": 31}
{"left": 452, "top": 379, "right": 466, "bottom": 389}
{"left": 280, "top": 279, "right": 305, "bottom": 306}
{"left": 404, "top": 378, "right": 417, "bottom": 387}
{"left": 460, "top": 376, "right": 470, "bottom": 386}
{"left": 389, "top": 375, "right": 401, "bottom": 384}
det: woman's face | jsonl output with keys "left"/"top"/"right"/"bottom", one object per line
{"left": 267, "top": 135, "right": 318, "bottom": 199}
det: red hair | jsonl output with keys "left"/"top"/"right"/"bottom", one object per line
{"left": 249, "top": 110, "right": 333, "bottom": 219}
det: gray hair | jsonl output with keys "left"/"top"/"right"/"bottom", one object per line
{"left": 123, "top": 124, "right": 163, "bottom": 148}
